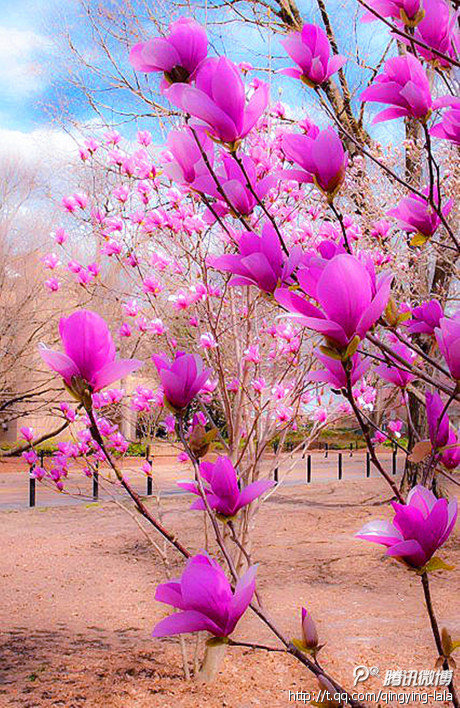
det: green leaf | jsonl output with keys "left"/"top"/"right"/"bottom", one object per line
{"left": 343, "top": 335, "right": 361, "bottom": 360}
{"left": 421, "top": 556, "right": 455, "bottom": 574}
{"left": 206, "top": 636, "right": 228, "bottom": 647}
{"left": 292, "top": 638, "right": 307, "bottom": 652}
{"left": 397, "top": 311, "right": 412, "bottom": 323}
{"left": 384, "top": 298, "right": 398, "bottom": 326}
{"left": 204, "top": 429, "right": 218, "bottom": 444}
{"left": 410, "top": 232, "right": 429, "bottom": 247}
{"left": 319, "top": 345, "right": 342, "bottom": 361}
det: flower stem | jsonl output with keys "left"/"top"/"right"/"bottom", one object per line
{"left": 344, "top": 370, "right": 405, "bottom": 503}
{"left": 87, "top": 407, "right": 190, "bottom": 559}
{"left": 421, "top": 573, "right": 459, "bottom": 708}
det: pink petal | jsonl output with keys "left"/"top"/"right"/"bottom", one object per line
{"left": 152, "top": 610, "right": 221, "bottom": 637}
{"left": 39, "top": 347, "right": 80, "bottom": 385}
{"left": 92, "top": 358, "right": 143, "bottom": 391}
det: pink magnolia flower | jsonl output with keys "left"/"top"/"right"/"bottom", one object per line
{"left": 301, "top": 608, "right": 319, "bottom": 650}
{"left": 426, "top": 390, "right": 451, "bottom": 449}
{"left": 137, "top": 130, "right": 152, "bottom": 146}
{"left": 360, "top": 54, "right": 432, "bottom": 123}
{"left": 142, "top": 276, "right": 163, "bottom": 296}
{"left": 166, "top": 57, "right": 269, "bottom": 147}
{"left": 313, "top": 408, "right": 328, "bottom": 423}
{"left": 199, "top": 332, "right": 218, "bottom": 349}
{"left": 118, "top": 322, "right": 132, "bottom": 337}
{"left": 122, "top": 300, "right": 139, "bottom": 317}
{"left": 150, "top": 318, "right": 166, "bottom": 336}
{"left": 407, "top": 299, "right": 443, "bottom": 335}
{"left": 178, "top": 455, "right": 273, "bottom": 516}
{"left": 54, "top": 227, "right": 68, "bottom": 245}
{"left": 141, "top": 461, "right": 152, "bottom": 477}
{"left": 243, "top": 344, "right": 261, "bottom": 363}
{"left": 62, "top": 196, "right": 77, "bottom": 212}
{"left": 162, "top": 128, "right": 214, "bottom": 186}
{"left": 388, "top": 188, "right": 453, "bottom": 244}
{"left": 431, "top": 98, "right": 460, "bottom": 146}
{"left": 435, "top": 311, "right": 460, "bottom": 380}
{"left": 280, "top": 23, "right": 346, "bottom": 87}
{"left": 356, "top": 485, "right": 457, "bottom": 568}
{"left": 239, "top": 61, "right": 253, "bottom": 73}
{"left": 20, "top": 426, "right": 35, "bottom": 442}
{"left": 84, "top": 137, "right": 99, "bottom": 153}
{"left": 194, "top": 153, "right": 276, "bottom": 218}
{"left": 274, "top": 404, "right": 293, "bottom": 423}
{"left": 73, "top": 192, "right": 88, "bottom": 209}
{"left": 23, "top": 449, "right": 38, "bottom": 466}
{"left": 212, "top": 223, "right": 300, "bottom": 294}
{"left": 361, "top": 0, "right": 425, "bottom": 25}
{"left": 59, "top": 402, "right": 76, "bottom": 421}
{"left": 374, "top": 338, "right": 417, "bottom": 387}
{"left": 282, "top": 127, "right": 348, "bottom": 196}
{"left": 308, "top": 351, "right": 370, "bottom": 389}
{"left": 441, "top": 429, "right": 460, "bottom": 470}
{"left": 112, "top": 185, "right": 129, "bottom": 203}
{"left": 252, "top": 377, "right": 266, "bottom": 393}
{"left": 227, "top": 378, "right": 240, "bottom": 393}
{"left": 152, "top": 352, "right": 212, "bottom": 411}
{"left": 388, "top": 420, "right": 403, "bottom": 438}
{"left": 67, "top": 260, "right": 82, "bottom": 274}
{"left": 130, "top": 17, "right": 207, "bottom": 84}
{"left": 45, "top": 278, "right": 60, "bottom": 292}
{"left": 40, "top": 310, "right": 143, "bottom": 396}
{"left": 411, "top": 0, "right": 459, "bottom": 66}
{"left": 152, "top": 552, "right": 256, "bottom": 638}
{"left": 31, "top": 466, "right": 46, "bottom": 482}
{"left": 370, "top": 219, "right": 392, "bottom": 240}
{"left": 42, "top": 253, "right": 59, "bottom": 269}
{"left": 164, "top": 414, "right": 176, "bottom": 434}
{"left": 373, "top": 430, "right": 388, "bottom": 445}
{"left": 276, "top": 254, "right": 393, "bottom": 350}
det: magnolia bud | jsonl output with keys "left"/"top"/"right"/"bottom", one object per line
{"left": 317, "top": 675, "right": 341, "bottom": 707}
{"left": 301, "top": 607, "right": 319, "bottom": 649}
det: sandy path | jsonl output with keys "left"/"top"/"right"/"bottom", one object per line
{"left": 1, "top": 478, "right": 458, "bottom": 707}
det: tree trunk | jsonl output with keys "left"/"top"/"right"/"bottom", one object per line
{"left": 198, "top": 642, "right": 227, "bottom": 682}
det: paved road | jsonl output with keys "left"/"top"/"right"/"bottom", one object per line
{"left": 0, "top": 450, "right": 404, "bottom": 511}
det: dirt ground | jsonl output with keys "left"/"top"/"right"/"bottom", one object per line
{"left": 1, "top": 475, "right": 458, "bottom": 707}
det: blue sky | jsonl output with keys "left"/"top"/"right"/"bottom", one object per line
{"left": 0, "top": 0, "right": 399, "bottom": 150}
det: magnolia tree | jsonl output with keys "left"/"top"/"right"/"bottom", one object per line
{"left": 17, "top": 2, "right": 460, "bottom": 705}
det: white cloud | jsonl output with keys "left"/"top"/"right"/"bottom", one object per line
{"left": 0, "top": 126, "right": 77, "bottom": 159}
{"left": 0, "top": 25, "right": 53, "bottom": 97}
{"left": 0, "top": 126, "right": 80, "bottom": 196}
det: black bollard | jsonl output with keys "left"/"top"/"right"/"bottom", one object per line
{"left": 392, "top": 448, "right": 397, "bottom": 476}
{"left": 338, "top": 452, "right": 343, "bottom": 480}
{"left": 92, "top": 461, "right": 99, "bottom": 500}
{"left": 274, "top": 466, "right": 279, "bottom": 483}
{"left": 145, "top": 444, "right": 153, "bottom": 495}
{"left": 306, "top": 454, "right": 312, "bottom": 484}
{"left": 325, "top": 442, "right": 329, "bottom": 458}
{"left": 349, "top": 442, "right": 353, "bottom": 457}
{"left": 29, "top": 468, "right": 36, "bottom": 507}
{"left": 366, "top": 452, "right": 371, "bottom": 478}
